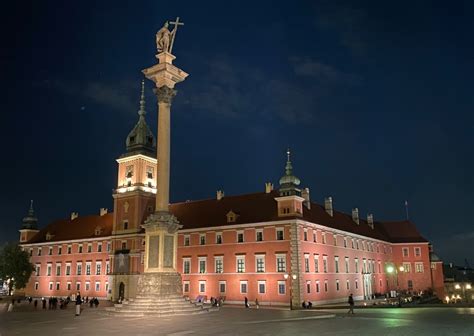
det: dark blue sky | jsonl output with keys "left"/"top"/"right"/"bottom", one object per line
{"left": 1, "top": 0, "right": 472, "bottom": 265}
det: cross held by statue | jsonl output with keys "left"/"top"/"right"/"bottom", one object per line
{"left": 169, "top": 17, "right": 184, "bottom": 53}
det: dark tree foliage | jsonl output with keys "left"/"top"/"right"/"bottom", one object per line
{"left": 0, "top": 243, "right": 34, "bottom": 294}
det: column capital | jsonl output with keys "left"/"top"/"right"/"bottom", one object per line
{"left": 154, "top": 86, "right": 177, "bottom": 104}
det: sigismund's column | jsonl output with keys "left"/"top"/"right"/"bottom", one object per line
{"left": 140, "top": 18, "right": 188, "bottom": 284}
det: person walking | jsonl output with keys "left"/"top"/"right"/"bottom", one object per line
{"left": 255, "top": 298, "right": 259, "bottom": 309}
{"left": 75, "top": 292, "right": 82, "bottom": 316}
{"left": 244, "top": 296, "right": 249, "bottom": 308}
{"left": 42, "top": 297, "right": 46, "bottom": 309}
{"left": 347, "top": 293, "right": 355, "bottom": 314}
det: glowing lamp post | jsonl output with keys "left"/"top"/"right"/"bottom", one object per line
{"left": 284, "top": 273, "right": 297, "bottom": 310}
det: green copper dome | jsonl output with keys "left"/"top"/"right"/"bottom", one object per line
{"left": 22, "top": 200, "right": 38, "bottom": 229}
{"left": 279, "top": 149, "right": 301, "bottom": 196}
{"left": 125, "top": 80, "right": 156, "bottom": 156}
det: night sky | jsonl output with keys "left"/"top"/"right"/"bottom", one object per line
{"left": 1, "top": 1, "right": 472, "bottom": 265}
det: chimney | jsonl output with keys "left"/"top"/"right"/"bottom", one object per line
{"left": 301, "top": 188, "right": 311, "bottom": 209}
{"left": 367, "top": 213, "right": 374, "bottom": 228}
{"left": 265, "top": 182, "right": 274, "bottom": 194}
{"left": 71, "top": 212, "right": 79, "bottom": 220}
{"left": 216, "top": 190, "right": 224, "bottom": 200}
{"left": 352, "top": 208, "right": 359, "bottom": 224}
{"left": 100, "top": 208, "right": 108, "bottom": 216}
{"left": 324, "top": 197, "right": 333, "bottom": 216}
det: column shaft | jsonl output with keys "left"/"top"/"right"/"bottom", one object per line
{"left": 156, "top": 101, "right": 171, "bottom": 212}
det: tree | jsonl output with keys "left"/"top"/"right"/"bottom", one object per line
{"left": 0, "top": 243, "right": 34, "bottom": 295}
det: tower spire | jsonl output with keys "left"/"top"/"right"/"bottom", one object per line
{"left": 279, "top": 148, "right": 301, "bottom": 196}
{"left": 285, "top": 147, "right": 293, "bottom": 176}
{"left": 22, "top": 199, "right": 38, "bottom": 229}
{"left": 138, "top": 79, "right": 146, "bottom": 117}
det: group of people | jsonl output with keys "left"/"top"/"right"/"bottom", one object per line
{"left": 244, "top": 297, "right": 260, "bottom": 309}
{"left": 209, "top": 297, "right": 223, "bottom": 307}
{"left": 301, "top": 300, "right": 313, "bottom": 309}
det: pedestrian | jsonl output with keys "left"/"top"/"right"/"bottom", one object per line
{"left": 75, "top": 292, "right": 82, "bottom": 316}
{"left": 348, "top": 293, "right": 355, "bottom": 314}
{"left": 42, "top": 297, "right": 46, "bottom": 309}
{"left": 34, "top": 299, "right": 38, "bottom": 309}
{"left": 28, "top": 297, "right": 32, "bottom": 304}
{"left": 255, "top": 298, "right": 259, "bottom": 309}
{"left": 89, "top": 298, "right": 94, "bottom": 308}
{"left": 94, "top": 298, "right": 99, "bottom": 308}
{"left": 244, "top": 296, "right": 249, "bottom": 308}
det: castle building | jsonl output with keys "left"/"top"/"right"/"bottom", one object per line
{"left": 19, "top": 82, "right": 445, "bottom": 306}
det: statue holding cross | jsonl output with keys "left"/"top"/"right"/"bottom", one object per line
{"left": 155, "top": 17, "right": 184, "bottom": 54}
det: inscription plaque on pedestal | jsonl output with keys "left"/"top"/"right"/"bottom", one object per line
{"left": 163, "top": 235, "right": 174, "bottom": 267}
{"left": 148, "top": 235, "right": 160, "bottom": 269}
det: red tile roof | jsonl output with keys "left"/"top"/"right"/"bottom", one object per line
{"left": 26, "top": 213, "right": 113, "bottom": 244}
{"left": 24, "top": 191, "right": 427, "bottom": 244}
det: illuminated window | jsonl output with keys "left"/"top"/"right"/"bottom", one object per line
{"left": 276, "top": 254, "right": 286, "bottom": 272}
{"left": 256, "top": 255, "right": 265, "bottom": 273}
{"left": 183, "top": 258, "right": 190, "bottom": 274}
{"left": 215, "top": 257, "right": 223, "bottom": 273}
{"left": 276, "top": 228, "right": 284, "bottom": 240}
{"left": 236, "top": 255, "right": 245, "bottom": 273}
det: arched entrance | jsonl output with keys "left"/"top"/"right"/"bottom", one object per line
{"left": 118, "top": 282, "right": 125, "bottom": 300}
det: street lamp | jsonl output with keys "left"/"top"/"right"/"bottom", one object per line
{"left": 284, "top": 273, "right": 297, "bottom": 310}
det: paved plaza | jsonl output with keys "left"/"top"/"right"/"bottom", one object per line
{"left": 1, "top": 303, "right": 473, "bottom": 336}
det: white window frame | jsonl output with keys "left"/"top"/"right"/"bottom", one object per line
{"left": 183, "top": 258, "right": 191, "bottom": 274}
{"left": 35, "top": 282, "right": 39, "bottom": 290}
{"left": 76, "top": 282, "right": 81, "bottom": 291}
{"left": 215, "top": 256, "right": 223, "bottom": 273}
{"left": 49, "top": 282, "right": 53, "bottom": 290}
{"left": 236, "top": 255, "right": 245, "bottom": 273}
{"left": 198, "top": 257, "right": 207, "bottom": 274}
{"left": 278, "top": 280, "right": 286, "bottom": 295}
{"left": 183, "top": 280, "right": 190, "bottom": 293}
{"left": 276, "top": 254, "right": 286, "bottom": 272}
{"left": 66, "top": 263, "right": 71, "bottom": 276}
{"left": 219, "top": 280, "right": 226, "bottom": 294}
{"left": 414, "top": 247, "right": 421, "bottom": 257}
{"left": 255, "top": 254, "right": 265, "bottom": 273}
{"left": 314, "top": 254, "right": 319, "bottom": 273}
{"left": 56, "top": 282, "right": 60, "bottom": 290}
{"left": 85, "top": 281, "right": 90, "bottom": 291}
{"left": 402, "top": 247, "right": 409, "bottom": 257}
{"left": 95, "top": 281, "right": 100, "bottom": 292}
{"left": 216, "top": 232, "right": 223, "bottom": 244}
{"left": 304, "top": 254, "right": 310, "bottom": 272}
{"left": 237, "top": 231, "right": 244, "bottom": 243}
{"left": 256, "top": 229, "right": 264, "bottom": 242}
{"left": 276, "top": 228, "right": 284, "bottom": 240}
{"left": 76, "top": 263, "right": 82, "bottom": 276}
{"left": 96, "top": 261, "right": 102, "bottom": 275}
{"left": 258, "top": 280, "right": 266, "bottom": 294}
{"left": 67, "top": 282, "right": 72, "bottom": 291}
{"left": 415, "top": 262, "right": 424, "bottom": 273}
{"left": 184, "top": 235, "right": 190, "bottom": 246}
{"left": 240, "top": 280, "right": 248, "bottom": 294}
{"left": 199, "top": 280, "right": 206, "bottom": 293}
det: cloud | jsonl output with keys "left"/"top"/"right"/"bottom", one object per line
{"left": 290, "top": 57, "right": 361, "bottom": 85}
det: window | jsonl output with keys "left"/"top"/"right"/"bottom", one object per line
{"left": 237, "top": 256, "right": 245, "bottom": 273}
{"left": 219, "top": 281, "right": 226, "bottom": 294}
{"left": 347, "top": 279, "right": 350, "bottom": 290}
{"left": 324, "top": 280, "right": 328, "bottom": 292}
{"left": 322, "top": 233, "right": 326, "bottom": 244}
{"left": 403, "top": 263, "right": 411, "bottom": 273}
{"left": 183, "top": 258, "right": 191, "bottom": 274}
{"left": 200, "top": 234, "right": 206, "bottom": 245}
{"left": 355, "top": 280, "right": 358, "bottom": 289}
{"left": 66, "top": 263, "right": 71, "bottom": 276}
{"left": 276, "top": 254, "right": 286, "bottom": 272}
{"left": 106, "top": 261, "right": 110, "bottom": 274}
{"left": 58, "top": 246, "right": 62, "bottom": 255}
{"left": 240, "top": 281, "right": 248, "bottom": 294}
{"left": 121, "top": 241, "right": 127, "bottom": 250}
{"left": 184, "top": 235, "right": 190, "bottom": 246}
{"left": 199, "top": 281, "right": 206, "bottom": 293}
{"left": 415, "top": 262, "right": 424, "bottom": 273}
{"left": 215, "top": 257, "right": 223, "bottom": 273}
{"left": 105, "top": 282, "right": 109, "bottom": 293}
{"left": 335, "top": 256, "right": 339, "bottom": 273}
{"left": 67, "top": 282, "right": 71, "bottom": 291}
{"left": 29, "top": 249, "right": 33, "bottom": 256}
{"left": 256, "top": 255, "right": 265, "bottom": 273}
{"left": 97, "top": 244, "right": 102, "bottom": 252}
{"left": 407, "top": 280, "right": 413, "bottom": 290}
{"left": 77, "top": 263, "right": 82, "bottom": 276}
{"left": 96, "top": 262, "right": 102, "bottom": 275}
{"left": 199, "top": 257, "right": 206, "bottom": 274}
{"left": 275, "top": 281, "right": 285, "bottom": 295}
{"left": 343, "top": 238, "right": 347, "bottom": 248}
{"left": 216, "top": 233, "right": 222, "bottom": 244}
{"left": 304, "top": 254, "right": 310, "bottom": 272}
{"left": 56, "top": 282, "right": 60, "bottom": 290}
{"left": 336, "top": 280, "right": 340, "bottom": 291}
{"left": 351, "top": 239, "right": 355, "bottom": 249}
{"left": 306, "top": 281, "right": 311, "bottom": 293}
{"left": 303, "top": 229, "right": 308, "bottom": 241}
{"left": 276, "top": 228, "right": 284, "bottom": 240}
{"left": 378, "top": 261, "right": 381, "bottom": 274}
{"left": 49, "top": 282, "right": 53, "bottom": 290}
{"left": 356, "top": 240, "right": 360, "bottom": 250}
{"left": 237, "top": 231, "right": 244, "bottom": 243}
{"left": 35, "top": 264, "right": 41, "bottom": 275}
{"left": 37, "top": 247, "right": 42, "bottom": 256}
{"left": 431, "top": 262, "right": 436, "bottom": 270}
{"left": 76, "top": 282, "right": 81, "bottom": 291}
{"left": 78, "top": 244, "right": 83, "bottom": 253}
{"left": 107, "top": 242, "right": 111, "bottom": 252}
{"left": 85, "top": 282, "right": 90, "bottom": 291}
{"left": 95, "top": 282, "right": 100, "bottom": 292}
{"left": 35, "top": 282, "right": 39, "bottom": 290}
{"left": 47, "top": 264, "right": 52, "bottom": 276}
{"left": 345, "top": 257, "right": 349, "bottom": 273}
{"left": 183, "top": 281, "right": 190, "bottom": 293}
{"left": 414, "top": 247, "right": 421, "bottom": 257}
{"left": 86, "top": 262, "right": 91, "bottom": 276}
{"left": 402, "top": 247, "right": 409, "bottom": 257}
{"left": 49, "top": 247, "right": 53, "bottom": 255}
{"left": 67, "top": 245, "right": 72, "bottom": 254}
{"left": 316, "top": 281, "right": 320, "bottom": 293}
{"left": 313, "top": 232, "right": 317, "bottom": 243}
{"left": 314, "top": 255, "right": 319, "bottom": 273}
{"left": 256, "top": 230, "right": 263, "bottom": 242}
{"left": 363, "top": 259, "right": 367, "bottom": 273}
{"left": 323, "top": 255, "right": 328, "bottom": 273}
{"left": 355, "top": 258, "right": 359, "bottom": 273}
{"left": 333, "top": 234, "right": 337, "bottom": 246}
{"left": 258, "top": 281, "right": 266, "bottom": 294}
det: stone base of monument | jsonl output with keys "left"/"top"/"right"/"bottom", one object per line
{"left": 107, "top": 272, "right": 211, "bottom": 317}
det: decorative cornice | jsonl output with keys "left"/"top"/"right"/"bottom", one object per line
{"left": 154, "top": 86, "right": 177, "bottom": 104}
